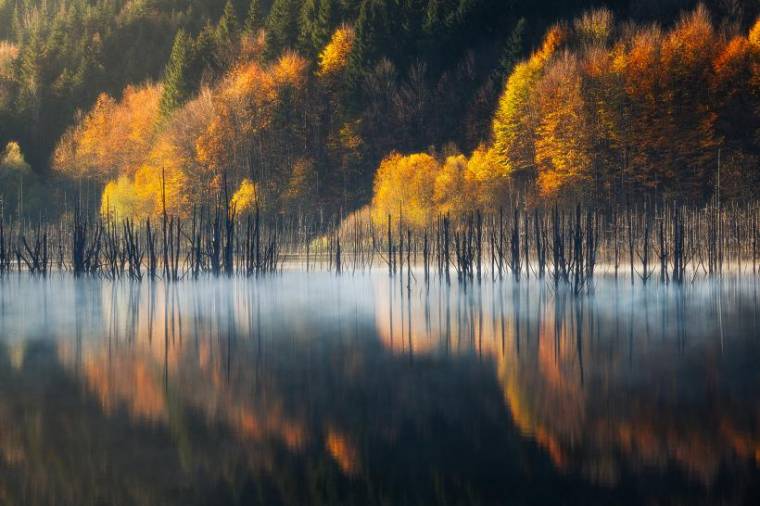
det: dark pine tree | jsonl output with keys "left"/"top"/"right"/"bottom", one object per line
{"left": 244, "top": 0, "right": 264, "bottom": 34}
{"left": 265, "top": 0, "right": 300, "bottom": 57}
{"left": 160, "top": 29, "right": 195, "bottom": 116}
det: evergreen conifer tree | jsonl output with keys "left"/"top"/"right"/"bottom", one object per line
{"left": 160, "top": 29, "right": 194, "bottom": 116}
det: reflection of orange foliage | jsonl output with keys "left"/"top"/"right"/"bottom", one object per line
{"left": 326, "top": 428, "right": 360, "bottom": 475}
{"left": 237, "top": 406, "right": 305, "bottom": 450}
{"left": 720, "top": 420, "right": 760, "bottom": 465}
{"left": 372, "top": 283, "right": 760, "bottom": 487}
{"left": 0, "top": 425, "right": 24, "bottom": 465}
{"left": 82, "top": 352, "right": 167, "bottom": 422}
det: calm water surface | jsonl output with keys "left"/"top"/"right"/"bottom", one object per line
{"left": 1, "top": 273, "right": 759, "bottom": 505}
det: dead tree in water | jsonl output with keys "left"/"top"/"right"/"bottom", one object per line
{"left": 189, "top": 207, "right": 202, "bottom": 279}
{"left": 146, "top": 218, "right": 157, "bottom": 280}
{"left": 406, "top": 229, "right": 412, "bottom": 289}
{"left": 0, "top": 221, "right": 9, "bottom": 274}
{"left": 223, "top": 176, "right": 235, "bottom": 277}
{"left": 627, "top": 207, "right": 635, "bottom": 284}
{"left": 335, "top": 232, "right": 342, "bottom": 274}
{"left": 753, "top": 209, "right": 758, "bottom": 275}
{"left": 72, "top": 207, "right": 102, "bottom": 276}
{"left": 535, "top": 209, "right": 547, "bottom": 278}
{"left": 657, "top": 203, "right": 669, "bottom": 284}
{"left": 509, "top": 207, "right": 521, "bottom": 281}
{"left": 387, "top": 214, "right": 393, "bottom": 277}
{"left": 476, "top": 211, "right": 483, "bottom": 281}
{"left": 672, "top": 206, "right": 685, "bottom": 284}
{"left": 253, "top": 204, "right": 261, "bottom": 275}
{"left": 210, "top": 207, "right": 221, "bottom": 276}
{"left": 161, "top": 169, "right": 171, "bottom": 280}
{"left": 585, "top": 209, "right": 597, "bottom": 282}
{"left": 571, "top": 205, "right": 584, "bottom": 293}
{"left": 103, "top": 219, "right": 123, "bottom": 279}
{"left": 123, "top": 218, "right": 143, "bottom": 281}
{"left": 551, "top": 206, "right": 568, "bottom": 286}
{"left": 639, "top": 204, "right": 653, "bottom": 284}
{"left": 17, "top": 223, "right": 49, "bottom": 275}
{"left": 443, "top": 215, "right": 451, "bottom": 283}
{"left": 523, "top": 209, "right": 530, "bottom": 279}
{"left": 423, "top": 230, "right": 430, "bottom": 282}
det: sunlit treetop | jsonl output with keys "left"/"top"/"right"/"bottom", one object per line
{"left": 660, "top": 5, "right": 715, "bottom": 71}
{"left": 0, "top": 42, "right": 18, "bottom": 80}
{"left": 317, "top": 25, "right": 355, "bottom": 77}
{"left": 491, "top": 21, "right": 570, "bottom": 176}
{"left": 52, "top": 84, "right": 163, "bottom": 180}
{"left": 573, "top": 8, "right": 613, "bottom": 47}
{"left": 231, "top": 178, "right": 258, "bottom": 214}
{"left": 750, "top": 18, "right": 760, "bottom": 49}
{"left": 272, "top": 51, "right": 309, "bottom": 88}
{"left": 0, "top": 141, "right": 30, "bottom": 173}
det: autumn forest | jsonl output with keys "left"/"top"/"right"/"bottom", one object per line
{"left": 4, "top": 3, "right": 760, "bottom": 505}
{"left": 0, "top": 0, "right": 758, "bottom": 223}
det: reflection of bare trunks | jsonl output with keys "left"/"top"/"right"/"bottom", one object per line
{"left": 0, "top": 274, "right": 759, "bottom": 504}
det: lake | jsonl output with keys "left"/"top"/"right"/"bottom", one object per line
{"left": 1, "top": 273, "right": 759, "bottom": 505}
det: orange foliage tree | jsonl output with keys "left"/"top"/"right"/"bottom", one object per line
{"left": 490, "top": 7, "right": 759, "bottom": 203}
{"left": 55, "top": 51, "right": 316, "bottom": 219}
{"left": 53, "top": 85, "right": 163, "bottom": 181}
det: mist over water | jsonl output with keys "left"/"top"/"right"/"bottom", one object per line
{"left": 1, "top": 273, "right": 759, "bottom": 505}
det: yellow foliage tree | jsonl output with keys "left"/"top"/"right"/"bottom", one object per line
{"left": 371, "top": 152, "right": 439, "bottom": 228}
{"left": 465, "top": 145, "right": 510, "bottom": 208}
{"left": 100, "top": 176, "right": 154, "bottom": 220}
{"left": 491, "top": 25, "right": 567, "bottom": 181}
{"left": 434, "top": 155, "right": 472, "bottom": 216}
{"left": 317, "top": 25, "right": 355, "bottom": 77}
{"left": 231, "top": 178, "right": 258, "bottom": 214}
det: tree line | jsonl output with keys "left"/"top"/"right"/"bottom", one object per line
{"left": 0, "top": 0, "right": 757, "bottom": 221}
{"left": 374, "top": 5, "right": 760, "bottom": 225}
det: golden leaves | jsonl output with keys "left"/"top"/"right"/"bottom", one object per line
{"left": 54, "top": 40, "right": 312, "bottom": 220}
{"left": 231, "top": 178, "right": 258, "bottom": 214}
{"left": 534, "top": 52, "right": 591, "bottom": 198}
{"left": 487, "top": 6, "right": 758, "bottom": 200}
{"left": 52, "top": 84, "right": 163, "bottom": 180}
{"left": 317, "top": 25, "right": 355, "bottom": 77}
{"left": 371, "top": 148, "right": 510, "bottom": 226}
{"left": 371, "top": 152, "right": 439, "bottom": 228}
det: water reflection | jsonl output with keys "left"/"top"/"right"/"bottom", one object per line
{"left": 0, "top": 274, "right": 759, "bottom": 505}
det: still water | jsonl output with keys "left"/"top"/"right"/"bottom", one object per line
{"left": 0, "top": 273, "right": 759, "bottom": 505}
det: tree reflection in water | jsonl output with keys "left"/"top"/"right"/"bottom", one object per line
{"left": 0, "top": 274, "right": 759, "bottom": 505}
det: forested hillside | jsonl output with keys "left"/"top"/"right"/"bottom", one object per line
{"left": 0, "top": 0, "right": 757, "bottom": 219}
